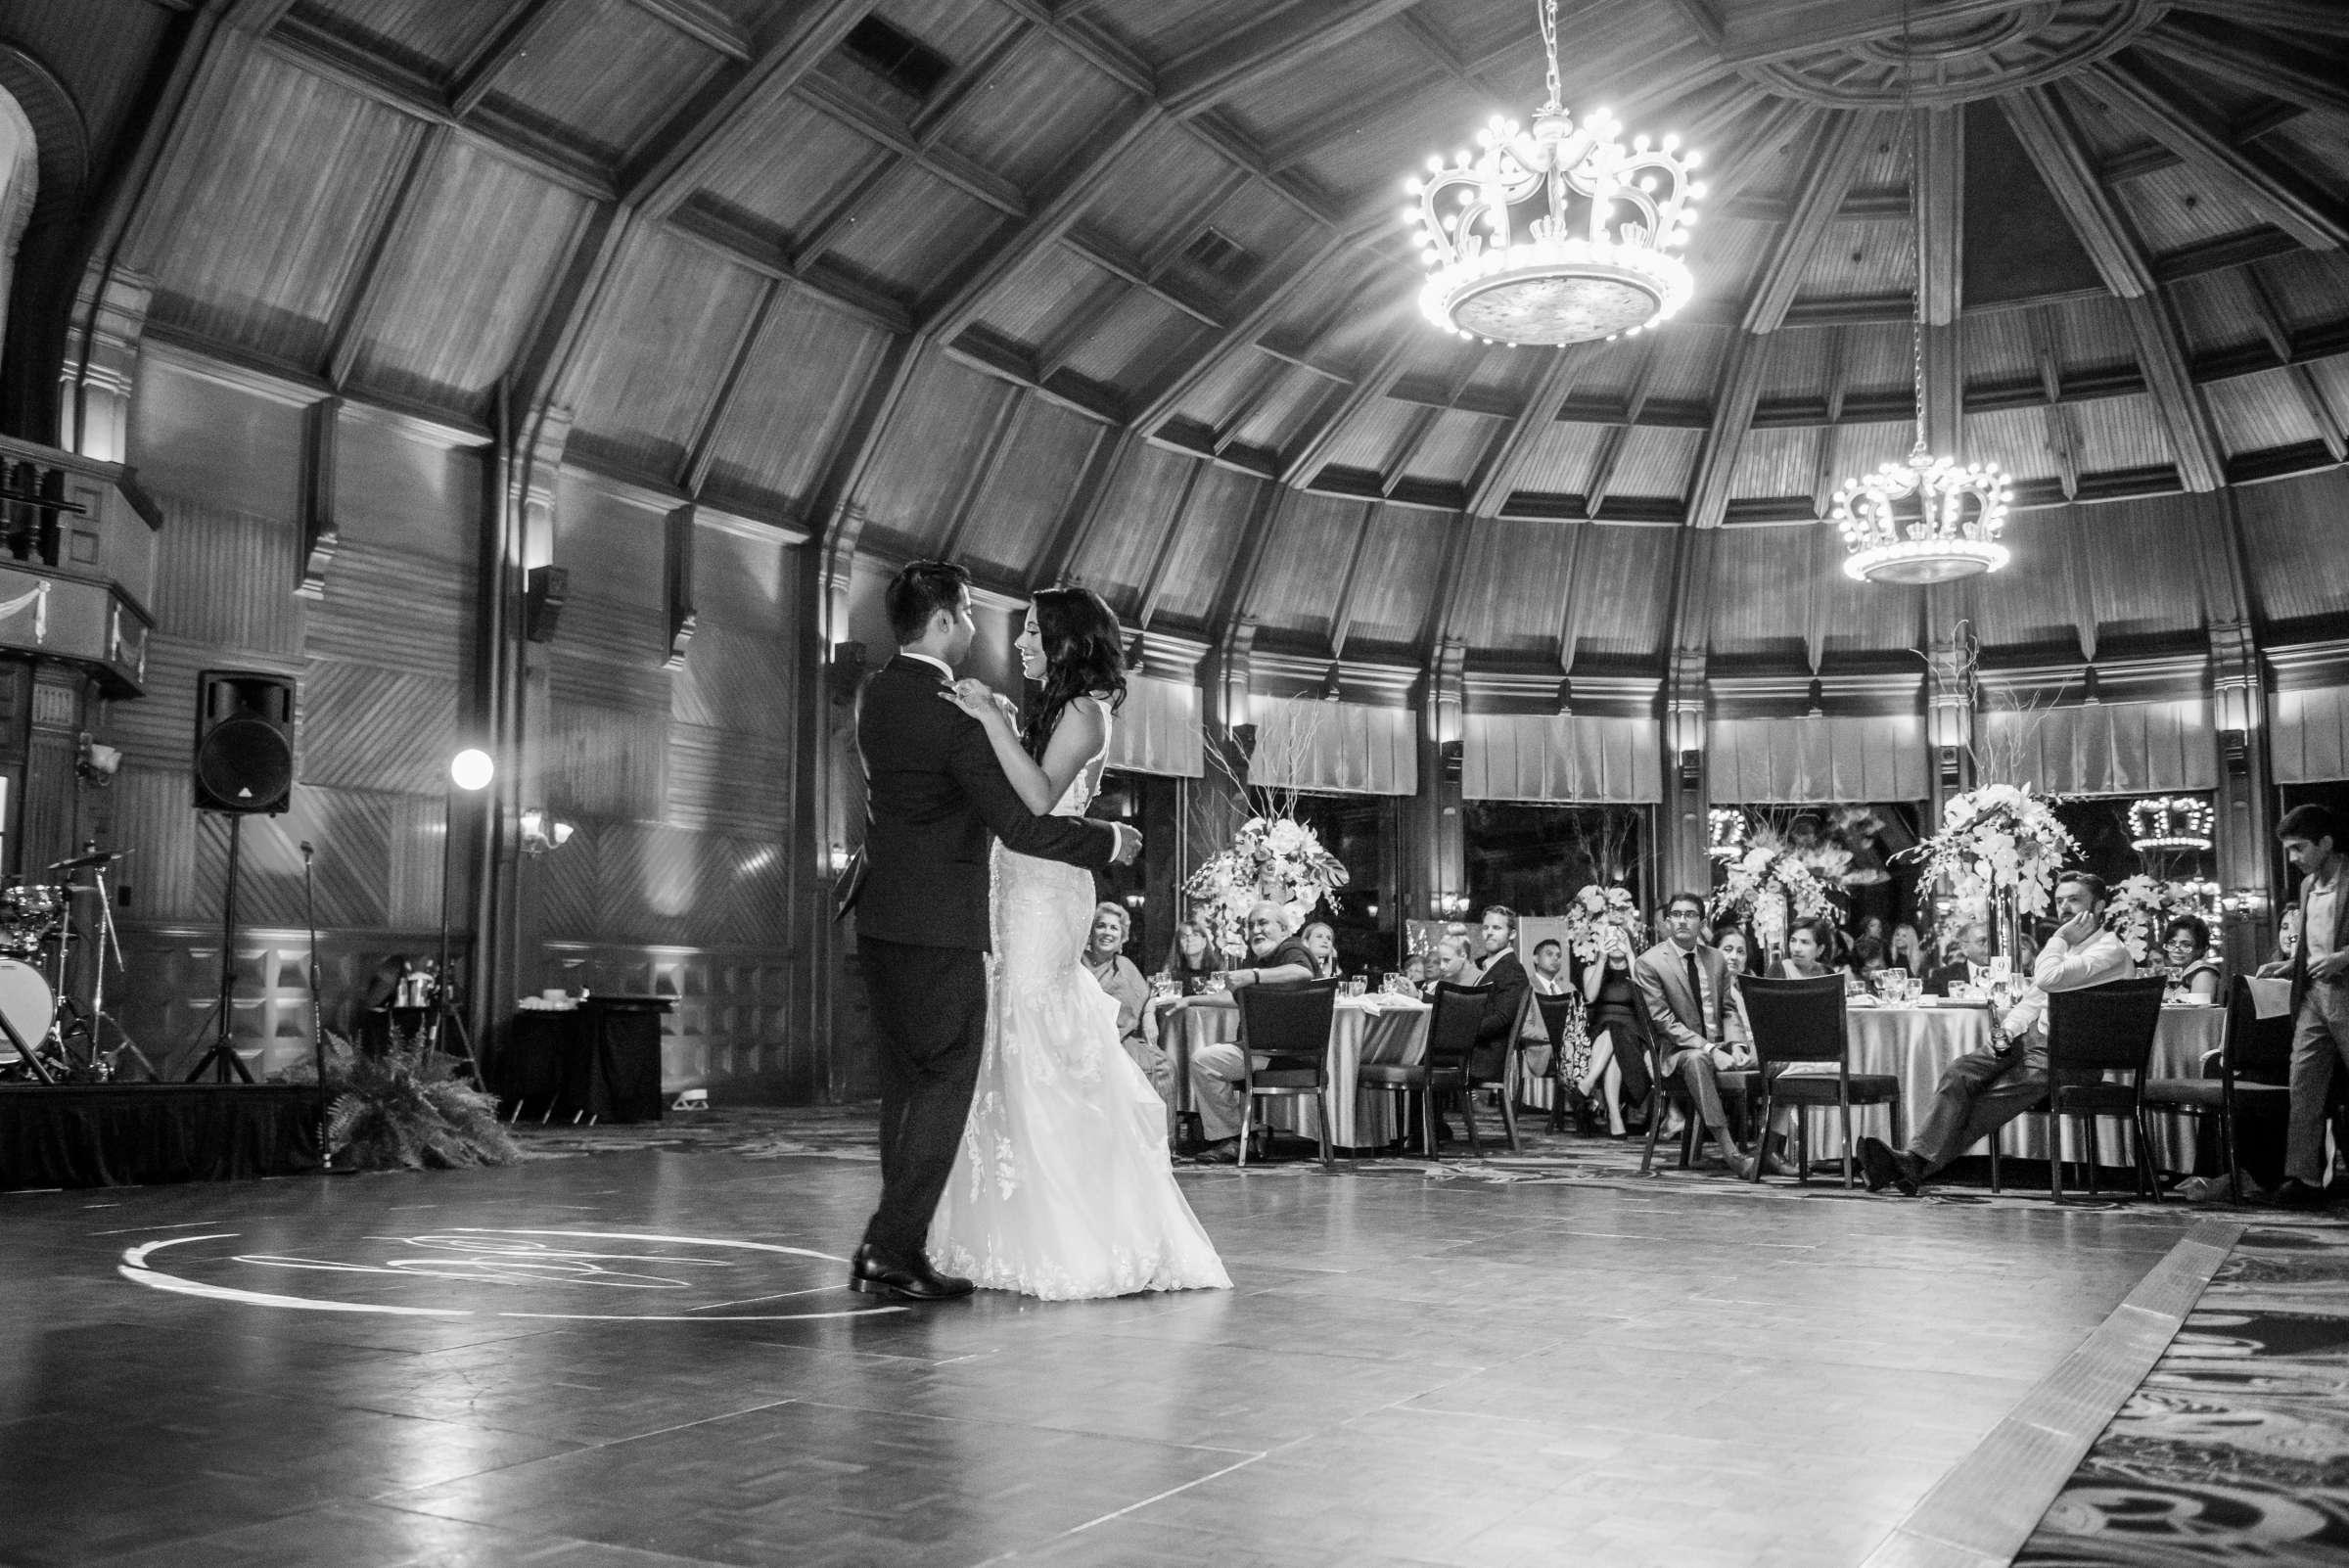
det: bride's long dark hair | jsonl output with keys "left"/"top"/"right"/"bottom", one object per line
{"left": 1022, "top": 586, "right": 1128, "bottom": 760}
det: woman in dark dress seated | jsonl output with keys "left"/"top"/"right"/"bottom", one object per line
{"left": 1577, "top": 924, "right": 1652, "bottom": 1133}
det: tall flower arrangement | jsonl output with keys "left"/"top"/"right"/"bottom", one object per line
{"left": 1909, "top": 783, "right": 2082, "bottom": 944}
{"left": 1184, "top": 815, "right": 1348, "bottom": 958}
{"left": 1710, "top": 845, "right": 1833, "bottom": 942}
{"left": 1563, "top": 884, "right": 1645, "bottom": 964}
{"left": 2106, "top": 875, "right": 2219, "bottom": 965}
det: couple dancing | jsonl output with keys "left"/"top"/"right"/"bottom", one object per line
{"left": 847, "top": 560, "right": 1229, "bottom": 1304}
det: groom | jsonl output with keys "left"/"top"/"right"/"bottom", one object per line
{"left": 846, "top": 560, "right": 1140, "bottom": 1302}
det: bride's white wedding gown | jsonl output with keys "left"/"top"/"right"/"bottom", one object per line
{"left": 928, "top": 702, "right": 1230, "bottom": 1301}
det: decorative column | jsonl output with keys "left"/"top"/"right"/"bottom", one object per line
{"left": 2210, "top": 619, "right": 2275, "bottom": 967}
{"left": 1416, "top": 640, "right": 1466, "bottom": 927}
{"left": 58, "top": 269, "right": 150, "bottom": 463}
{"left": 1925, "top": 630, "right": 1976, "bottom": 827}
{"left": 1660, "top": 647, "right": 1709, "bottom": 900}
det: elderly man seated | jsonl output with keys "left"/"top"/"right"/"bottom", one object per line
{"left": 1189, "top": 900, "right": 1317, "bottom": 1164}
{"left": 1082, "top": 900, "right": 1167, "bottom": 1102}
{"left": 1860, "top": 871, "right": 2133, "bottom": 1196}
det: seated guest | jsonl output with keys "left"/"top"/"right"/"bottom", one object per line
{"left": 1926, "top": 923, "right": 1992, "bottom": 995}
{"left": 2159, "top": 914, "right": 2223, "bottom": 1002}
{"left": 1860, "top": 872, "right": 2132, "bottom": 1196}
{"left": 1579, "top": 920, "right": 1655, "bottom": 1133}
{"left": 1164, "top": 919, "right": 1224, "bottom": 994}
{"left": 1421, "top": 934, "right": 1474, "bottom": 995}
{"left": 1402, "top": 953, "right": 1430, "bottom": 988}
{"left": 1771, "top": 916, "right": 1838, "bottom": 979}
{"left": 1189, "top": 901, "right": 1317, "bottom": 1163}
{"left": 1846, "top": 937, "right": 1889, "bottom": 990}
{"left": 2257, "top": 903, "right": 2303, "bottom": 980}
{"left": 1632, "top": 892, "right": 1757, "bottom": 1176}
{"left": 1517, "top": 937, "right": 1593, "bottom": 1123}
{"left": 1083, "top": 902, "right": 1167, "bottom": 1101}
{"left": 1300, "top": 919, "right": 1341, "bottom": 979}
{"left": 1713, "top": 925, "right": 1757, "bottom": 976}
{"left": 2277, "top": 806, "right": 2349, "bottom": 1209}
{"left": 1472, "top": 905, "right": 1529, "bottom": 1052}
{"left": 1528, "top": 938, "right": 1573, "bottom": 994}
{"left": 1890, "top": 921, "right": 1926, "bottom": 976}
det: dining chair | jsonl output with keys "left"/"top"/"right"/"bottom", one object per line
{"left": 1534, "top": 992, "right": 1581, "bottom": 1134}
{"left": 1459, "top": 999, "right": 1521, "bottom": 1155}
{"left": 2035, "top": 976, "right": 2168, "bottom": 1202}
{"left": 1359, "top": 982, "right": 1482, "bottom": 1160}
{"left": 1739, "top": 974, "right": 1902, "bottom": 1187}
{"left": 1233, "top": 977, "right": 1341, "bottom": 1169}
{"left": 2142, "top": 975, "right": 2293, "bottom": 1202}
{"left": 1635, "top": 986, "right": 1751, "bottom": 1176}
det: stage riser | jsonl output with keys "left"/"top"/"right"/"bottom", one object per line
{"left": 0, "top": 1084, "right": 319, "bottom": 1189}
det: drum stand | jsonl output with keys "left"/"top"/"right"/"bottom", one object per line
{"left": 186, "top": 815, "right": 254, "bottom": 1084}
{"left": 80, "top": 858, "right": 158, "bottom": 1083}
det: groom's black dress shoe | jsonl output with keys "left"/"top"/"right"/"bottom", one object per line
{"left": 849, "top": 1244, "right": 975, "bottom": 1301}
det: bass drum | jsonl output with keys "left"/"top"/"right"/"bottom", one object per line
{"left": 0, "top": 956, "right": 57, "bottom": 1064}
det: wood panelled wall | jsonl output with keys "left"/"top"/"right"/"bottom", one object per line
{"left": 103, "top": 351, "right": 812, "bottom": 1095}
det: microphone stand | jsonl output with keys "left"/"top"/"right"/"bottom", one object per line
{"left": 301, "top": 840, "right": 329, "bottom": 1169}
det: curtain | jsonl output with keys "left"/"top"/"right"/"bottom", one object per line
{"left": 1707, "top": 715, "right": 1928, "bottom": 804}
{"left": 1461, "top": 713, "right": 1661, "bottom": 804}
{"left": 1104, "top": 673, "right": 1202, "bottom": 778}
{"left": 1248, "top": 696, "right": 1416, "bottom": 796}
{"left": 1981, "top": 699, "right": 2215, "bottom": 793}
{"left": 2273, "top": 687, "right": 2349, "bottom": 784}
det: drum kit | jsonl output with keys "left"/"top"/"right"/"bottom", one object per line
{"left": 0, "top": 845, "right": 157, "bottom": 1084}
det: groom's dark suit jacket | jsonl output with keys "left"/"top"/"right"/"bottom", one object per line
{"left": 854, "top": 653, "right": 1115, "bottom": 950}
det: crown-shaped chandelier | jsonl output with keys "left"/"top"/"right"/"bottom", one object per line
{"left": 1829, "top": 2, "right": 2012, "bottom": 586}
{"left": 2130, "top": 796, "right": 2214, "bottom": 853}
{"left": 1402, "top": 0, "right": 1703, "bottom": 346}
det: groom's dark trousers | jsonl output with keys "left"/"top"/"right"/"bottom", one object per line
{"left": 852, "top": 653, "right": 1116, "bottom": 1260}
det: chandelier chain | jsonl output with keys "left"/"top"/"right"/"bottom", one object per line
{"left": 1900, "top": 0, "right": 1927, "bottom": 456}
{"left": 1538, "top": 0, "right": 1562, "bottom": 113}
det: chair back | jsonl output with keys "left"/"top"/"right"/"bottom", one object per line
{"left": 1235, "top": 977, "right": 1341, "bottom": 1086}
{"left": 1421, "top": 983, "right": 1486, "bottom": 1075}
{"left": 1356, "top": 1002, "right": 1426, "bottom": 1068}
{"left": 2044, "top": 976, "right": 2166, "bottom": 1074}
{"left": 1534, "top": 992, "right": 1577, "bottom": 1049}
{"left": 1740, "top": 974, "right": 1849, "bottom": 1078}
{"left": 2224, "top": 972, "right": 2295, "bottom": 1079}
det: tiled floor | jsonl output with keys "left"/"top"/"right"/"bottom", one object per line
{"left": 0, "top": 1125, "right": 2216, "bottom": 1568}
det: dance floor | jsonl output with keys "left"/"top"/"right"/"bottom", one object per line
{"left": 0, "top": 1122, "right": 2261, "bottom": 1568}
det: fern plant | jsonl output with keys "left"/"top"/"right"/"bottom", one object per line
{"left": 280, "top": 1031, "right": 521, "bottom": 1172}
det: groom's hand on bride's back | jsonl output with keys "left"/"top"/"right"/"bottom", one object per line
{"left": 1110, "top": 823, "right": 1143, "bottom": 865}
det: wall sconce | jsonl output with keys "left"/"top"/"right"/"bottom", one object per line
{"left": 2081, "top": 665, "right": 2102, "bottom": 705}
{"left": 1926, "top": 693, "right": 1972, "bottom": 751}
{"left": 1123, "top": 891, "right": 1146, "bottom": 909}
{"left": 525, "top": 565, "right": 569, "bottom": 643}
{"left": 1678, "top": 750, "right": 1702, "bottom": 787}
{"left": 75, "top": 732, "right": 122, "bottom": 787}
{"left": 1364, "top": 901, "right": 1380, "bottom": 921}
{"left": 518, "top": 807, "right": 575, "bottom": 856}
{"left": 1805, "top": 677, "right": 1824, "bottom": 718}
{"left": 1554, "top": 678, "right": 1573, "bottom": 717}
{"left": 827, "top": 843, "right": 853, "bottom": 877}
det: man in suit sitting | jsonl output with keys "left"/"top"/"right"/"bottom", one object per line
{"left": 1472, "top": 905, "right": 1531, "bottom": 1068}
{"left": 1633, "top": 891, "right": 1755, "bottom": 1176}
{"left": 1924, "top": 923, "right": 1991, "bottom": 996}
{"left": 1861, "top": 871, "right": 2132, "bottom": 1196}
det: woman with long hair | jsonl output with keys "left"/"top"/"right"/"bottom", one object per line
{"left": 1162, "top": 918, "right": 1223, "bottom": 993}
{"left": 928, "top": 586, "right": 1228, "bottom": 1300}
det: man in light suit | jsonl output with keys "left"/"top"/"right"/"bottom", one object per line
{"left": 2277, "top": 805, "right": 2349, "bottom": 1208}
{"left": 1633, "top": 891, "right": 1754, "bottom": 1176}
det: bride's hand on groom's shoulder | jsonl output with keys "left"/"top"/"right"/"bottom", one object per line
{"left": 941, "top": 678, "right": 1013, "bottom": 725}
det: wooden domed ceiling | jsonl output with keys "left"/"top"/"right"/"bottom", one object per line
{"left": 68, "top": 0, "right": 2349, "bottom": 671}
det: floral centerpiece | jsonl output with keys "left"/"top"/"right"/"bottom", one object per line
{"left": 2106, "top": 875, "right": 2219, "bottom": 966}
{"left": 1710, "top": 845, "right": 1833, "bottom": 945}
{"left": 1563, "top": 884, "right": 1645, "bottom": 964}
{"left": 1908, "top": 784, "right": 2082, "bottom": 951}
{"left": 1184, "top": 814, "right": 1348, "bottom": 958}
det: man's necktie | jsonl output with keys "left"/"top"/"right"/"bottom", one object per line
{"left": 1684, "top": 949, "right": 1706, "bottom": 1037}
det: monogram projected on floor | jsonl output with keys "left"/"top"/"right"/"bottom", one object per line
{"left": 117, "top": 1228, "right": 906, "bottom": 1320}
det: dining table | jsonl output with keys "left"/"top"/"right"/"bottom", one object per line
{"left": 1780, "top": 997, "right": 2230, "bottom": 1174}
{"left": 1149, "top": 990, "right": 1433, "bottom": 1151}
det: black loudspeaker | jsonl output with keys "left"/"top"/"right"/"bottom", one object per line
{"left": 193, "top": 669, "right": 296, "bottom": 814}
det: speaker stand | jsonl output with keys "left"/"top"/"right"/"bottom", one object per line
{"left": 186, "top": 814, "right": 255, "bottom": 1084}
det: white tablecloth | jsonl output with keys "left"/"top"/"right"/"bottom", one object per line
{"left": 1789, "top": 1002, "right": 2228, "bottom": 1173}
{"left": 1154, "top": 993, "right": 1431, "bottom": 1150}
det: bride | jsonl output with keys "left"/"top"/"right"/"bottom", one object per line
{"left": 929, "top": 586, "right": 1230, "bottom": 1301}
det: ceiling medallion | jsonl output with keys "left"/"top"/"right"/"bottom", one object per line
{"left": 1741, "top": 0, "right": 2160, "bottom": 108}
{"left": 1402, "top": 0, "right": 1702, "bottom": 346}
{"left": 1830, "top": 1, "right": 2012, "bottom": 588}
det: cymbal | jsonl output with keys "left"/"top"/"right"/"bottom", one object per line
{"left": 47, "top": 849, "right": 129, "bottom": 871}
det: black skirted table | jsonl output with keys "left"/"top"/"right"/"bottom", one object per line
{"left": 499, "top": 995, "right": 672, "bottom": 1123}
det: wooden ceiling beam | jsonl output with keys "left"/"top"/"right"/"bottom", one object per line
{"left": 985, "top": 0, "right": 1154, "bottom": 97}
{"left": 1130, "top": 226, "right": 1358, "bottom": 433}
{"left": 2060, "top": 502, "right": 2099, "bottom": 664}
{"left": 795, "top": 73, "right": 1027, "bottom": 217}
{"left": 665, "top": 203, "right": 911, "bottom": 332}
{"left": 1803, "top": 526, "right": 1833, "bottom": 675}
{"left": 1260, "top": 70, "right": 1455, "bottom": 171}
{"left": 1913, "top": 107, "right": 1964, "bottom": 328}
{"left": 2077, "top": 58, "right": 2348, "bottom": 251}
{"left": 1680, "top": 327, "right": 1772, "bottom": 530}
{"left": 1158, "top": 0, "right": 1426, "bottom": 120}
{"left": 1741, "top": 110, "right": 1880, "bottom": 334}
{"left": 1552, "top": 519, "right": 1591, "bottom": 674}
{"left": 1463, "top": 344, "right": 1600, "bottom": 522}
{"left": 2137, "top": 20, "right": 2349, "bottom": 123}
{"left": 323, "top": 125, "right": 449, "bottom": 391}
{"left": 450, "top": 0, "right": 570, "bottom": 119}
{"left": 1808, "top": 326, "right": 1846, "bottom": 516}
{"left": 806, "top": 334, "right": 926, "bottom": 563}
{"left": 2000, "top": 87, "right": 2154, "bottom": 300}
{"left": 2028, "top": 306, "right": 2082, "bottom": 502}
{"left": 620, "top": 0, "right": 872, "bottom": 218}
{"left": 1423, "top": 514, "right": 1483, "bottom": 656}
{"left": 1325, "top": 502, "right": 1379, "bottom": 659}
{"left": 1716, "top": 0, "right": 2019, "bottom": 67}
{"left": 2162, "top": 0, "right": 2341, "bottom": 31}
{"left": 1381, "top": 349, "right": 1489, "bottom": 495}
{"left": 625, "top": 0, "right": 750, "bottom": 59}
{"left": 2120, "top": 290, "right": 2229, "bottom": 493}
{"left": 679, "top": 276, "right": 780, "bottom": 494}
{"left": 1584, "top": 340, "right": 1661, "bottom": 519}
{"left": 790, "top": 152, "right": 902, "bottom": 266}
{"left": 1278, "top": 331, "right": 1417, "bottom": 485}
{"left": 2242, "top": 268, "right": 2349, "bottom": 462}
